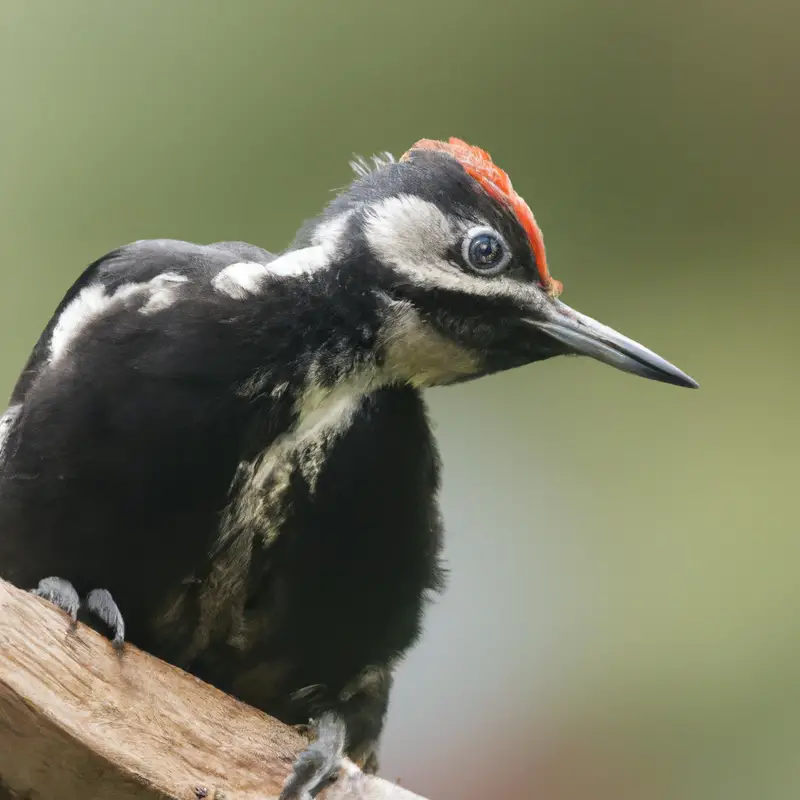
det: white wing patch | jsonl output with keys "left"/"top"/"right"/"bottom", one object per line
{"left": 311, "top": 211, "right": 355, "bottom": 259}
{"left": 49, "top": 272, "right": 189, "bottom": 366}
{"left": 0, "top": 404, "right": 22, "bottom": 462}
{"left": 269, "top": 246, "right": 329, "bottom": 277}
{"left": 212, "top": 262, "right": 271, "bottom": 299}
{"left": 212, "top": 248, "right": 331, "bottom": 300}
{"left": 50, "top": 284, "right": 126, "bottom": 365}
{"left": 139, "top": 273, "right": 189, "bottom": 314}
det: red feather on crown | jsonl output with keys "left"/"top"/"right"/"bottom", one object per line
{"left": 402, "top": 137, "right": 562, "bottom": 298}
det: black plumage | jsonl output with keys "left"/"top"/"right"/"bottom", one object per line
{"left": 0, "top": 139, "right": 697, "bottom": 798}
{"left": 0, "top": 235, "right": 443, "bottom": 761}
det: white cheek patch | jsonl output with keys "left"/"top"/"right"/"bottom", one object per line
{"left": 49, "top": 272, "right": 189, "bottom": 366}
{"left": 378, "top": 299, "right": 481, "bottom": 387}
{"left": 363, "top": 194, "right": 455, "bottom": 269}
{"left": 212, "top": 247, "right": 331, "bottom": 300}
{"left": 395, "top": 260, "right": 545, "bottom": 307}
{"left": 363, "top": 193, "right": 547, "bottom": 311}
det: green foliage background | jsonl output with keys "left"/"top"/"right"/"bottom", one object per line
{"left": 1, "top": 2, "right": 797, "bottom": 798}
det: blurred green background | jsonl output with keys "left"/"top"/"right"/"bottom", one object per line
{"left": 1, "top": 1, "right": 797, "bottom": 798}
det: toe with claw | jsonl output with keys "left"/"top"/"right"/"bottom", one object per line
{"left": 30, "top": 577, "right": 126, "bottom": 649}
{"left": 85, "top": 588, "right": 126, "bottom": 649}
{"left": 279, "top": 712, "right": 346, "bottom": 800}
{"left": 31, "top": 577, "right": 80, "bottom": 622}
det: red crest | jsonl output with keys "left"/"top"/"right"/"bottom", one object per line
{"left": 402, "top": 137, "right": 562, "bottom": 297}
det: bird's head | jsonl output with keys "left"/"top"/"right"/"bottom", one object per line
{"left": 294, "top": 137, "right": 697, "bottom": 391}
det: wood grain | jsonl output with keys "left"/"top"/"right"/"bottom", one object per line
{"left": 0, "top": 579, "right": 428, "bottom": 800}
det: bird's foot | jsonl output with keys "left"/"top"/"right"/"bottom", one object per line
{"left": 84, "top": 587, "right": 126, "bottom": 648}
{"left": 31, "top": 577, "right": 125, "bottom": 649}
{"left": 31, "top": 576, "right": 80, "bottom": 621}
{"left": 361, "top": 750, "right": 379, "bottom": 775}
{"left": 278, "top": 711, "right": 345, "bottom": 800}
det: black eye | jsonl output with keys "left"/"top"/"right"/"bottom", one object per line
{"left": 461, "top": 227, "right": 511, "bottom": 275}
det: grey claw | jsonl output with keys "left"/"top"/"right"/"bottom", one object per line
{"left": 85, "top": 588, "right": 126, "bottom": 649}
{"left": 278, "top": 712, "right": 345, "bottom": 800}
{"left": 31, "top": 577, "right": 80, "bottom": 622}
{"left": 30, "top": 578, "right": 126, "bottom": 649}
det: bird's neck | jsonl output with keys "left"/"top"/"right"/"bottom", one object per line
{"left": 237, "top": 257, "right": 480, "bottom": 422}
{"left": 290, "top": 296, "right": 480, "bottom": 414}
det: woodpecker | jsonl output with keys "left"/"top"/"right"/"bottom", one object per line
{"left": 0, "top": 137, "right": 697, "bottom": 799}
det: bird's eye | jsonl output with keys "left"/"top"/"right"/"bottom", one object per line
{"left": 461, "top": 227, "right": 511, "bottom": 276}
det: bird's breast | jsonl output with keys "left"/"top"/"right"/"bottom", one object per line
{"left": 150, "top": 384, "right": 443, "bottom": 722}
{"left": 151, "top": 385, "right": 367, "bottom": 664}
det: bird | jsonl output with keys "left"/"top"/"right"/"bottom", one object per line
{"left": 0, "top": 136, "right": 698, "bottom": 799}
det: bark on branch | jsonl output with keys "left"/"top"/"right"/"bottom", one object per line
{"left": 0, "top": 579, "right": 428, "bottom": 800}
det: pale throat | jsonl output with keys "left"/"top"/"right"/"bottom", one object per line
{"left": 280, "top": 305, "right": 481, "bottom": 491}
{"left": 293, "top": 302, "right": 482, "bottom": 432}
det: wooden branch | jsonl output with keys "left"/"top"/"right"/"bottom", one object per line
{"left": 0, "top": 579, "right": 429, "bottom": 800}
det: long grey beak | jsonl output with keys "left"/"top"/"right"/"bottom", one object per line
{"left": 528, "top": 300, "right": 699, "bottom": 388}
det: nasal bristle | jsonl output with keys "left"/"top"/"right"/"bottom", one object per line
{"left": 401, "top": 137, "right": 562, "bottom": 298}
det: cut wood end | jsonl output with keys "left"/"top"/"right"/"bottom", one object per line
{"left": 0, "top": 578, "right": 429, "bottom": 800}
